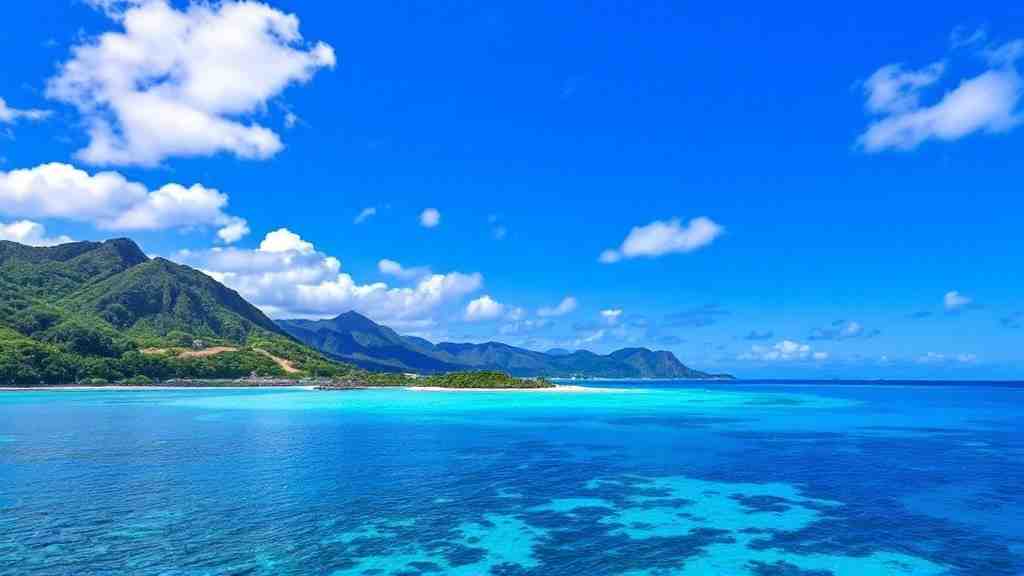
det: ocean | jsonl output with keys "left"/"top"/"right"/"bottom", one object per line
{"left": 1, "top": 381, "right": 1021, "bottom": 575}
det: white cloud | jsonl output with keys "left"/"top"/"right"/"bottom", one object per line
{"left": 600, "top": 217, "right": 723, "bottom": 263}
{"left": 0, "top": 97, "right": 51, "bottom": 124}
{"left": 354, "top": 207, "right": 377, "bottom": 224}
{"left": 858, "top": 39, "right": 1023, "bottom": 152}
{"left": 378, "top": 259, "right": 431, "bottom": 281}
{"left": 216, "top": 218, "right": 250, "bottom": 244}
{"left": 538, "top": 296, "right": 578, "bottom": 317}
{"left": 0, "top": 162, "right": 248, "bottom": 242}
{"left": 465, "top": 295, "right": 505, "bottom": 322}
{"left": 0, "top": 220, "right": 73, "bottom": 246}
{"left": 259, "top": 227, "right": 314, "bottom": 254}
{"left": 47, "top": 0, "right": 335, "bottom": 166}
{"left": 420, "top": 208, "right": 441, "bottom": 228}
{"left": 863, "top": 62, "right": 946, "bottom": 115}
{"left": 944, "top": 290, "right": 972, "bottom": 311}
{"left": 740, "top": 340, "right": 828, "bottom": 362}
{"left": 601, "top": 309, "right": 623, "bottom": 324}
{"left": 176, "top": 228, "right": 483, "bottom": 321}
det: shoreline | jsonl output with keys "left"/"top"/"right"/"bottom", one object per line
{"left": 0, "top": 384, "right": 623, "bottom": 393}
{"left": 403, "top": 384, "right": 610, "bottom": 393}
{"left": 0, "top": 385, "right": 318, "bottom": 392}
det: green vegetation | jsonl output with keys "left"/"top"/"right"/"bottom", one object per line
{"left": 315, "top": 370, "right": 555, "bottom": 390}
{"left": 419, "top": 371, "right": 555, "bottom": 389}
{"left": 0, "top": 238, "right": 361, "bottom": 386}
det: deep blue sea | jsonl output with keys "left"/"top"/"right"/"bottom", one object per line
{"left": 1, "top": 381, "right": 1022, "bottom": 575}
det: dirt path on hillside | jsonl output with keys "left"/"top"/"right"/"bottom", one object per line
{"left": 140, "top": 346, "right": 299, "bottom": 374}
{"left": 254, "top": 349, "right": 301, "bottom": 374}
{"left": 178, "top": 346, "right": 240, "bottom": 358}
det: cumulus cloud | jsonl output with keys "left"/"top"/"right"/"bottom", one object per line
{"left": 858, "top": 38, "right": 1023, "bottom": 152}
{"left": 47, "top": 0, "right": 335, "bottom": 166}
{"left": 259, "top": 227, "right": 314, "bottom": 253}
{"left": 0, "top": 162, "right": 248, "bottom": 242}
{"left": 420, "top": 208, "right": 441, "bottom": 228}
{"left": 944, "top": 290, "right": 973, "bottom": 312}
{"left": 0, "top": 220, "right": 73, "bottom": 246}
{"left": 378, "top": 259, "right": 431, "bottom": 281}
{"left": 464, "top": 295, "right": 505, "bottom": 322}
{"left": 0, "top": 97, "right": 51, "bottom": 124}
{"left": 175, "top": 228, "right": 483, "bottom": 322}
{"left": 538, "top": 296, "right": 578, "bottom": 317}
{"left": 740, "top": 340, "right": 828, "bottom": 362}
{"left": 600, "top": 217, "right": 723, "bottom": 263}
{"left": 354, "top": 207, "right": 377, "bottom": 224}
{"left": 216, "top": 219, "right": 250, "bottom": 244}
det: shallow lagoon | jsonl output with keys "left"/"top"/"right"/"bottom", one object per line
{"left": 1, "top": 381, "right": 1021, "bottom": 575}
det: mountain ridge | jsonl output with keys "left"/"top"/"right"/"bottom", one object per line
{"left": 279, "top": 310, "right": 733, "bottom": 379}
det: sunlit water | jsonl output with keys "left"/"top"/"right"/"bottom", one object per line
{"left": 1, "top": 381, "right": 1022, "bottom": 575}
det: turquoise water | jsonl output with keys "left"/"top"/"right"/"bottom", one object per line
{"left": 1, "top": 381, "right": 1022, "bottom": 575}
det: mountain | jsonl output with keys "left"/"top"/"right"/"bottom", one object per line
{"left": 278, "top": 312, "right": 465, "bottom": 373}
{"left": 279, "top": 310, "right": 732, "bottom": 379}
{"left": 0, "top": 238, "right": 354, "bottom": 385}
{"left": 68, "top": 257, "right": 284, "bottom": 343}
{"left": 608, "top": 348, "right": 716, "bottom": 379}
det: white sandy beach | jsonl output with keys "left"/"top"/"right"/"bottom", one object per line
{"left": 404, "top": 384, "right": 626, "bottom": 393}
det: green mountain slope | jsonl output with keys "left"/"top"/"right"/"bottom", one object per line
{"left": 0, "top": 239, "right": 356, "bottom": 385}
{"left": 68, "top": 257, "right": 284, "bottom": 344}
{"left": 279, "top": 311, "right": 732, "bottom": 379}
{"left": 279, "top": 312, "right": 466, "bottom": 373}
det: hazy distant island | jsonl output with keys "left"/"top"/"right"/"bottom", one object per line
{"left": 0, "top": 238, "right": 730, "bottom": 389}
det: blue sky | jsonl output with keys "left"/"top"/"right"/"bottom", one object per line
{"left": 1, "top": 0, "right": 1022, "bottom": 378}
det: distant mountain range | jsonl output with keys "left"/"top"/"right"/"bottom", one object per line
{"left": 279, "top": 311, "right": 733, "bottom": 379}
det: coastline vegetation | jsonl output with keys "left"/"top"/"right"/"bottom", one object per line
{"left": 315, "top": 371, "right": 556, "bottom": 390}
